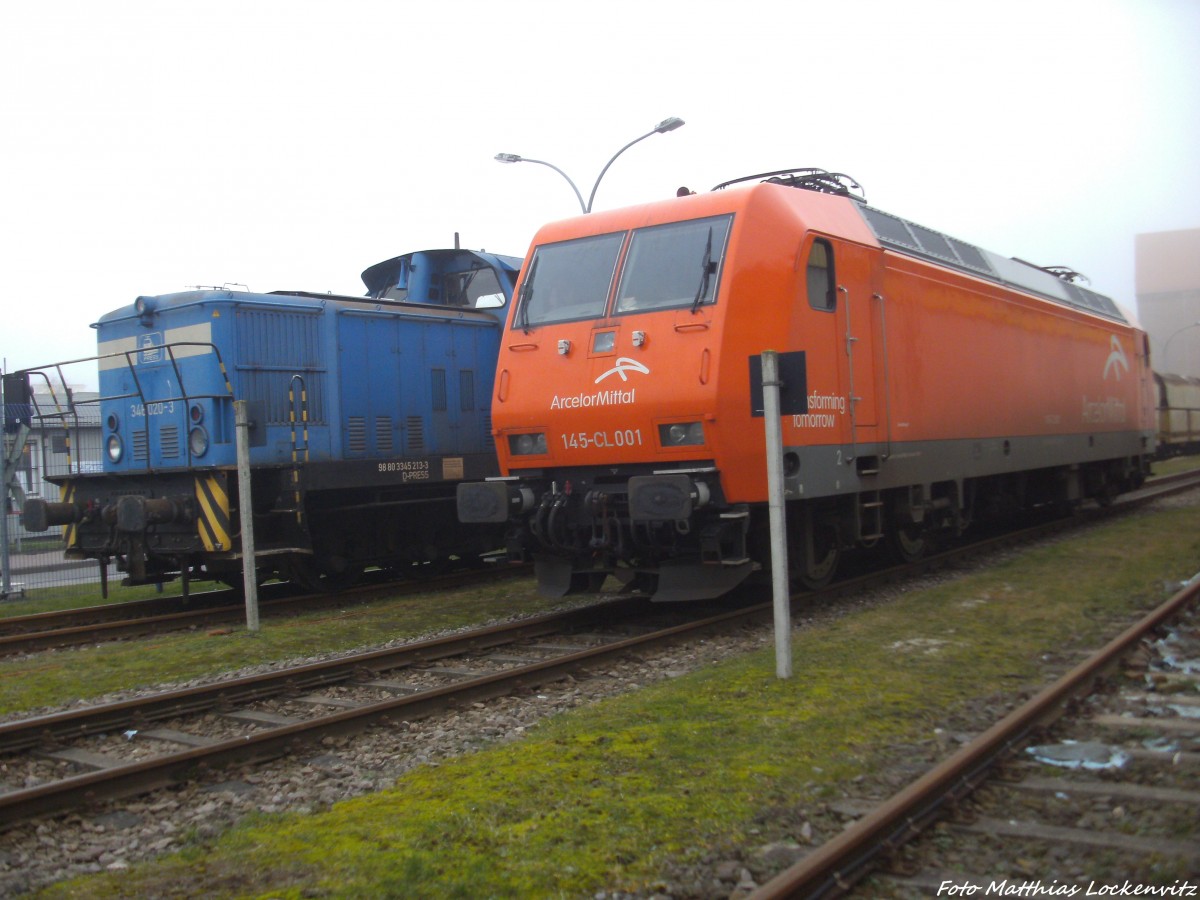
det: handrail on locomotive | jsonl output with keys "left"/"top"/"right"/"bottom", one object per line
{"left": 17, "top": 341, "right": 236, "bottom": 476}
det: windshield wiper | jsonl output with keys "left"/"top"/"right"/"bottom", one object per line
{"left": 691, "top": 227, "right": 714, "bottom": 314}
{"left": 516, "top": 256, "right": 539, "bottom": 333}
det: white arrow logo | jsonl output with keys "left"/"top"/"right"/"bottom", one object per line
{"left": 595, "top": 357, "right": 650, "bottom": 384}
{"left": 1103, "top": 335, "right": 1129, "bottom": 381}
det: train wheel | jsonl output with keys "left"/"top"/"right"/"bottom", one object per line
{"left": 797, "top": 544, "right": 839, "bottom": 589}
{"left": 887, "top": 521, "right": 929, "bottom": 564}
{"left": 281, "top": 556, "right": 325, "bottom": 593}
{"left": 789, "top": 504, "right": 841, "bottom": 590}
{"left": 320, "top": 564, "right": 362, "bottom": 591}
{"left": 795, "top": 524, "right": 840, "bottom": 590}
{"left": 567, "top": 572, "right": 607, "bottom": 593}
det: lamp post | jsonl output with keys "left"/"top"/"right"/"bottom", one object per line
{"left": 495, "top": 116, "right": 685, "bottom": 214}
{"left": 493, "top": 153, "right": 586, "bottom": 214}
{"left": 1163, "top": 320, "right": 1200, "bottom": 375}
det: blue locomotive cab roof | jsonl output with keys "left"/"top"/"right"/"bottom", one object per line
{"left": 360, "top": 249, "right": 523, "bottom": 310}
{"left": 92, "top": 248, "right": 524, "bottom": 327}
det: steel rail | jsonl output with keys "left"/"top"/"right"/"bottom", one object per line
{"left": 3, "top": 470, "right": 1193, "bottom": 649}
{"left": 0, "top": 592, "right": 647, "bottom": 754}
{"left": 1, "top": 473, "right": 1196, "bottom": 829}
{"left": 749, "top": 573, "right": 1200, "bottom": 899}
{"left": 0, "top": 594, "right": 753, "bottom": 826}
{"left": 7, "top": 484, "right": 1145, "bottom": 752}
{"left": 0, "top": 589, "right": 243, "bottom": 635}
{"left": 0, "top": 564, "right": 531, "bottom": 656}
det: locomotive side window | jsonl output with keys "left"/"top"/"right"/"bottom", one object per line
{"left": 615, "top": 215, "right": 732, "bottom": 314}
{"left": 513, "top": 232, "right": 625, "bottom": 329}
{"left": 806, "top": 238, "right": 837, "bottom": 311}
{"left": 443, "top": 266, "right": 507, "bottom": 309}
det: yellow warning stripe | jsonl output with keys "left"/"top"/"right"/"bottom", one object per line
{"left": 195, "top": 473, "right": 231, "bottom": 552}
{"left": 60, "top": 483, "right": 78, "bottom": 549}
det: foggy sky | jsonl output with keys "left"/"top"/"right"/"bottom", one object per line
{"left": 2, "top": 0, "right": 1197, "bottom": 385}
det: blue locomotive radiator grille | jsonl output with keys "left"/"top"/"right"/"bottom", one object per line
{"left": 160, "top": 426, "right": 180, "bottom": 459}
{"left": 484, "top": 412, "right": 494, "bottom": 451}
{"left": 406, "top": 416, "right": 425, "bottom": 453}
{"left": 348, "top": 417, "right": 367, "bottom": 452}
{"left": 375, "top": 417, "right": 394, "bottom": 453}
{"left": 235, "top": 309, "right": 326, "bottom": 424}
{"left": 133, "top": 430, "right": 149, "bottom": 462}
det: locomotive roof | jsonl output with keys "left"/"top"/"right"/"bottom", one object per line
{"left": 853, "top": 204, "right": 1127, "bottom": 323}
{"left": 712, "top": 169, "right": 1128, "bottom": 324}
{"left": 94, "top": 248, "right": 524, "bottom": 326}
{"left": 359, "top": 248, "right": 523, "bottom": 297}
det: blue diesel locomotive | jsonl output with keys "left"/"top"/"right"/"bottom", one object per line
{"left": 21, "top": 247, "right": 521, "bottom": 594}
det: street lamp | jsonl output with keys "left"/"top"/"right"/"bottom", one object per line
{"left": 1162, "top": 320, "right": 1200, "bottom": 374}
{"left": 493, "top": 153, "right": 587, "bottom": 214}
{"left": 495, "top": 116, "right": 685, "bottom": 214}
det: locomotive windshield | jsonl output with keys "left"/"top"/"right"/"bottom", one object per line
{"left": 615, "top": 214, "right": 731, "bottom": 314}
{"left": 512, "top": 216, "right": 733, "bottom": 330}
{"left": 513, "top": 232, "right": 624, "bottom": 328}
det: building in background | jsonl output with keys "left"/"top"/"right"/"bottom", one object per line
{"left": 5, "top": 389, "right": 101, "bottom": 505}
{"left": 1136, "top": 228, "right": 1200, "bottom": 379}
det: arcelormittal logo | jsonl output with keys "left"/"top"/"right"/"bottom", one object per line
{"left": 1103, "top": 336, "right": 1129, "bottom": 381}
{"left": 595, "top": 357, "right": 650, "bottom": 384}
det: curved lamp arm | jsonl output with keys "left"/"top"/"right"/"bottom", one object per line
{"left": 585, "top": 117, "right": 684, "bottom": 213}
{"left": 494, "top": 153, "right": 586, "bottom": 214}
{"left": 495, "top": 116, "right": 684, "bottom": 215}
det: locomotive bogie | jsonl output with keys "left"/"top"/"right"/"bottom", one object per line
{"left": 459, "top": 179, "right": 1155, "bottom": 600}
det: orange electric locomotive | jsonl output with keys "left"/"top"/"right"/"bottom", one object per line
{"left": 458, "top": 169, "right": 1156, "bottom": 600}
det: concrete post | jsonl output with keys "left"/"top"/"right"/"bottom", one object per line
{"left": 0, "top": 371, "right": 11, "bottom": 600}
{"left": 761, "top": 350, "right": 792, "bottom": 678}
{"left": 234, "top": 401, "right": 260, "bottom": 631}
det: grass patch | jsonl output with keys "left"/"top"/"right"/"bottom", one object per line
{"left": 0, "top": 578, "right": 554, "bottom": 715}
{"left": 1152, "top": 452, "right": 1200, "bottom": 477}
{"left": 33, "top": 501, "right": 1200, "bottom": 899}
{"left": 5, "top": 537, "right": 63, "bottom": 554}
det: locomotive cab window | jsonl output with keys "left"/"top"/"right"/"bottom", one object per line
{"left": 806, "top": 238, "right": 837, "bottom": 311}
{"left": 615, "top": 215, "right": 732, "bottom": 314}
{"left": 513, "top": 232, "right": 625, "bottom": 329}
{"left": 444, "top": 266, "right": 507, "bottom": 309}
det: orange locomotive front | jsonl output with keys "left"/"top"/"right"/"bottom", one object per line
{"left": 458, "top": 170, "right": 1155, "bottom": 600}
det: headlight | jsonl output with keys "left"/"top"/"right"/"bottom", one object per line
{"left": 134, "top": 295, "right": 156, "bottom": 324}
{"left": 508, "top": 433, "right": 548, "bottom": 456}
{"left": 189, "top": 403, "right": 204, "bottom": 424}
{"left": 189, "top": 426, "right": 210, "bottom": 457}
{"left": 106, "top": 434, "right": 123, "bottom": 463}
{"left": 659, "top": 422, "right": 705, "bottom": 447}
{"left": 106, "top": 413, "right": 119, "bottom": 432}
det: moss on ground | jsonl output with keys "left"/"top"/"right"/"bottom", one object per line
{"left": 31, "top": 502, "right": 1200, "bottom": 899}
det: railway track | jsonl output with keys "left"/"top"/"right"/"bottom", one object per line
{"left": 750, "top": 556, "right": 1200, "bottom": 898}
{"left": 0, "top": 592, "right": 715, "bottom": 828}
{"left": 0, "top": 562, "right": 529, "bottom": 657}
{"left": 3, "top": 471, "right": 1197, "bottom": 660}
{"left": 2, "top": 475, "right": 1198, "bottom": 834}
